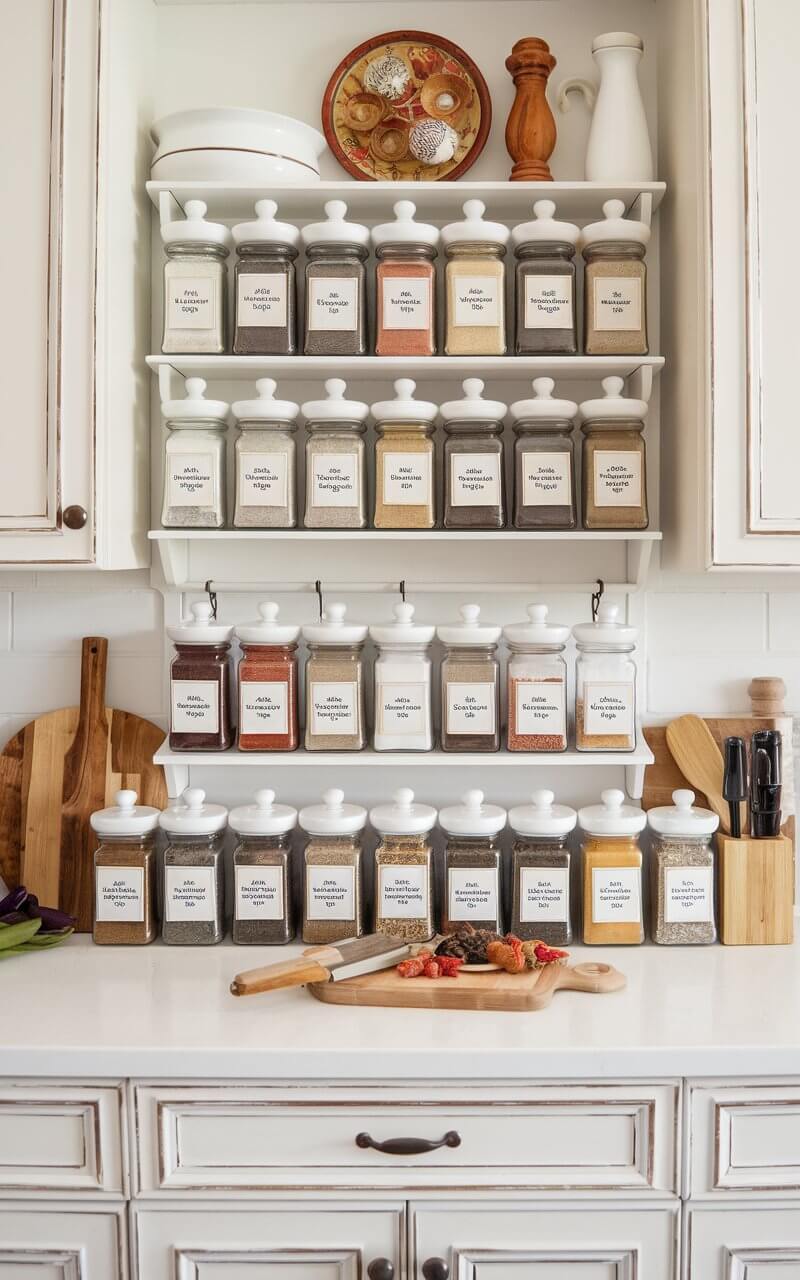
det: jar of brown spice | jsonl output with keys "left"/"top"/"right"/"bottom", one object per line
{"left": 372, "top": 201, "right": 438, "bottom": 357}
{"left": 439, "top": 790, "right": 506, "bottom": 935}
{"left": 167, "top": 602, "right": 234, "bottom": 752}
{"left": 503, "top": 604, "right": 569, "bottom": 752}
{"left": 440, "top": 379, "right": 507, "bottom": 530}
{"left": 230, "top": 789, "right": 298, "bottom": 945}
{"left": 437, "top": 604, "right": 502, "bottom": 753}
{"left": 371, "top": 379, "right": 437, "bottom": 530}
{"left": 370, "top": 788, "right": 436, "bottom": 942}
{"left": 91, "top": 790, "right": 160, "bottom": 945}
{"left": 581, "top": 199, "right": 650, "bottom": 356}
{"left": 579, "top": 377, "right": 648, "bottom": 531}
{"left": 299, "top": 789, "right": 367, "bottom": 944}
{"left": 235, "top": 602, "right": 300, "bottom": 752}
{"left": 509, "top": 378, "right": 578, "bottom": 530}
{"left": 511, "top": 200, "right": 579, "bottom": 355}
{"left": 302, "top": 604, "right": 368, "bottom": 751}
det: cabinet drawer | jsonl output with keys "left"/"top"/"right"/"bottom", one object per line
{"left": 689, "top": 1082, "right": 800, "bottom": 1196}
{"left": 0, "top": 1082, "right": 126, "bottom": 1195}
{"left": 135, "top": 1082, "right": 678, "bottom": 1194}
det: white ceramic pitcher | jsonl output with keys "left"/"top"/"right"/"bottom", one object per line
{"left": 558, "top": 32, "right": 653, "bottom": 181}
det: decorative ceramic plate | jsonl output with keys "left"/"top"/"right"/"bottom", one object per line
{"left": 322, "top": 29, "right": 492, "bottom": 182}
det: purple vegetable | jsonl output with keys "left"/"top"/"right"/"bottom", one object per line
{"left": 0, "top": 910, "right": 29, "bottom": 927}
{"left": 0, "top": 886, "right": 28, "bottom": 915}
{"left": 27, "top": 902, "right": 77, "bottom": 933}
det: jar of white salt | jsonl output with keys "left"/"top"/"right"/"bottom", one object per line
{"left": 302, "top": 379, "right": 369, "bottom": 528}
{"left": 369, "top": 603, "right": 435, "bottom": 752}
{"left": 161, "top": 377, "right": 229, "bottom": 529}
{"left": 161, "top": 199, "right": 231, "bottom": 355}
{"left": 231, "top": 378, "right": 299, "bottom": 528}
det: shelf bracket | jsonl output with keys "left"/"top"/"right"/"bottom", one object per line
{"left": 627, "top": 538, "right": 655, "bottom": 591}
{"left": 625, "top": 761, "right": 646, "bottom": 800}
{"left": 627, "top": 364, "right": 654, "bottom": 404}
{"left": 626, "top": 191, "right": 653, "bottom": 228}
{"left": 163, "top": 759, "right": 190, "bottom": 800}
{"left": 154, "top": 537, "right": 190, "bottom": 588}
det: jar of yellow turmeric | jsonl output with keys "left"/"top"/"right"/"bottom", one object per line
{"left": 578, "top": 788, "right": 646, "bottom": 945}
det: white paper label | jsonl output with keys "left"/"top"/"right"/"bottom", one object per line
{"left": 446, "top": 682, "right": 496, "bottom": 735}
{"left": 453, "top": 275, "right": 501, "bottom": 326}
{"left": 382, "top": 452, "right": 431, "bottom": 505}
{"left": 450, "top": 453, "right": 501, "bottom": 507}
{"left": 593, "top": 451, "right": 643, "bottom": 507}
{"left": 593, "top": 276, "right": 643, "bottom": 330}
{"left": 583, "top": 682, "right": 635, "bottom": 737}
{"left": 168, "top": 453, "right": 216, "bottom": 507}
{"left": 306, "top": 865, "right": 355, "bottom": 919}
{"left": 376, "top": 681, "right": 427, "bottom": 735}
{"left": 522, "top": 452, "right": 572, "bottom": 506}
{"left": 239, "top": 681, "right": 289, "bottom": 735}
{"left": 519, "top": 867, "right": 569, "bottom": 922}
{"left": 165, "top": 866, "right": 217, "bottom": 922}
{"left": 95, "top": 867, "right": 144, "bottom": 923}
{"left": 309, "top": 681, "right": 357, "bottom": 735}
{"left": 524, "top": 274, "right": 573, "bottom": 328}
{"left": 171, "top": 680, "right": 219, "bottom": 734}
{"left": 448, "top": 867, "right": 499, "bottom": 920}
{"left": 238, "top": 452, "right": 288, "bottom": 506}
{"left": 307, "top": 277, "right": 358, "bottom": 331}
{"left": 664, "top": 867, "right": 714, "bottom": 923}
{"left": 167, "top": 277, "right": 215, "bottom": 329}
{"left": 379, "top": 865, "right": 429, "bottom": 920}
{"left": 381, "top": 277, "right": 431, "bottom": 330}
{"left": 235, "top": 865, "right": 284, "bottom": 921}
{"left": 311, "top": 453, "right": 358, "bottom": 507}
{"left": 515, "top": 680, "right": 566, "bottom": 736}
{"left": 592, "top": 867, "right": 641, "bottom": 924}
{"left": 237, "top": 273, "right": 287, "bottom": 326}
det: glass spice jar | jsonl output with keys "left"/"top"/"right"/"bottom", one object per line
{"left": 302, "top": 604, "right": 367, "bottom": 752}
{"left": 579, "top": 789, "right": 646, "bottom": 945}
{"left": 232, "top": 199, "right": 299, "bottom": 355}
{"left": 440, "top": 379, "right": 507, "bottom": 530}
{"left": 161, "top": 199, "right": 230, "bottom": 355}
{"left": 91, "top": 790, "right": 160, "bottom": 945}
{"left": 161, "top": 377, "right": 228, "bottom": 530}
{"left": 302, "top": 201, "right": 369, "bottom": 356}
{"left": 579, "top": 377, "right": 648, "bottom": 531}
{"left": 438, "top": 604, "right": 502, "bottom": 753}
{"left": 235, "top": 602, "right": 300, "bottom": 752}
{"left": 159, "top": 788, "right": 228, "bottom": 946}
{"left": 573, "top": 602, "right": 637, "bottom": 753}
{"left": 508, "top": 789, "right": 578, "bottom": 945}
{"left": 167, "top": 602, "right": 234, "bottom": 752}
{"left": 648, "top": 789, "right": 718, "bottom": 945}
{"left": 369, "top": 603, "right": 434, "bottom": 752}
{"left": 439, "top": 790, "right": 506, "bottom": 935}
{"left": 581, "top": 199, "right": 649, "bottom": 356}
{"left": 371, "top": 379, "right": 437, "bottom": 530}
{"left": 510, "top": 378, "right": 578, "bottom": 530}
{"left": 370, "top": 788, "right": 436, "bottom": 941}
{"left": 231, "top": 378, "right": 299, "bottom": 529}
{"left": 230, "top": 789, "right": 297, "bottom": 945}
{"left": 302, "top": 379, "right": 369, "bottom": 529}
{"left": 503, "top": 603, "right": 569, "bottom": 752}
{"left": 299, "top": 789, "right": 367, "bottom": 944}
{"left": 511, "top": 200, "right": 579, "bottom": 355}
{"left": 442, "top": 200, "right": 509, "bottom": 355}
{"left": 373, "top": 200, "right": 438, "bottom": 357}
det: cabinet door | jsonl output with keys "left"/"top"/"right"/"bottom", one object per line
{"left": 687, "top": 1205, "right": 800, "bottom": 1277}
{"left": 0, "top": 1203, "right": 125, "bottom": 1278}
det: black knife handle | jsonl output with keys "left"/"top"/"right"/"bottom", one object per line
{"left": 355, "top": 1130, "right": 461, "bottom": 1156}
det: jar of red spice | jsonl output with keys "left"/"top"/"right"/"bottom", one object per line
{"left": 372, "top": 200, "right": 438, "bottom": 357}
{"left": 235, "top": 602, "right": 300, "bottom": 752}
{"left": 503, "top": 603, "right": 569, "bottom": 752}
{"left": 168, "top": 602, "right": 234, "bottom": 752}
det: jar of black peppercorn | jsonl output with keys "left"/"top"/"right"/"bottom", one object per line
{"left": 232, "top": 199, "right": 299, "bottom": 355}
{"left": 510, "top": 378, "right": 578, "bottom": 530}
{"left": 508, "top": 790, "right": 577, "bottom": 945}
{"left": 440, "top": 379, "right": 508, "bottom": 530}
{"left": 160, "top": 788, "right": 228, "bottom": 946}
{"left": 439, "top": 790, "right": 507, "bottom": 935}
{"left": 437, "top": 604, "right": 502, "bottom": 753}
{"left": 301, "top": 201, "right": 369, "bottom": 356}
{"left": 230, "top": 789, "right": 298, "bottom": 945}
{"left": 167, "top": 602, "right": 234, "bottom": 752}
{"left": 511, "top": 200, "right": 579, "bottom": 355}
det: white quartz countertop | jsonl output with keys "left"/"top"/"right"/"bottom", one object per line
{"left": 3, "top": 935, "right": 799, "bottom": 1079}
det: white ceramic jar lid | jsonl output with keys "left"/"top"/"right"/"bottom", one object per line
{"left": 439, "top": 378, "right": 507, "bottom": 424}
{"left": 299, "top": 788, "right": 367, "bottom": 835}
{"left": 159, "top": 787, "right": 228, "bottom": 835}
{"left": 438, "top": 789, "right": 507, "bottom": 837}
{"left": 578, "top": 788, "right": 647, "bottom": 836}
{"left": 503, "top": 603, "right": 570, "bottom": 648}
{"left": 231, "top": 378, "right": 299, "bottom": 424}
{"left": 370, "top": 378, "right": 437, "bottom": 425}
{"left": 371, "top": 199, "right": 439, "bottom": 250}
{"left": 512, "top": 199, "right": 580, "bottom": 248}
{"left": 510, "top": 377, "right": 578, "bottom": 422}
{"left": 167, "top": 601, "right": 234, "bottom": 645}
{"left": 235, "top": 602, "right": 300, "bottom": 646}
{"left": 578, "top": 376, "right": 647, "bottom": 423}
{"left": 302, "top": 602, "right": 368, "bottom": 646}
{"left": 369, "top": 602, "right": 435, "bottom": 647}
{"left": 437, "top": 603, "right": 502, "bottom": 647}
{"left": 301, "top": 199, "right": 369, "bottom": 248}
{"left": 572, "top": 601, "right": 638, "bottom": 647}
{"left": 647, "top": 789, "right": 719, "bottom": 837}
{"left": 232, "top": 198, "right": 300, "bottom": 249}
{"left": 301, "top": 378, "right": 369, "bottom": 424}
{"left": 580, "top": 198, "right": 650, "bottom": 248}
{"left": 508, "top": 789, "right": 577, "bottom": 837}
{"left": 90, "top": 789, "right": 160, "bottom": 837}
{"left": 161, "top": 198, "right": 232, "bottom": 250}
{"left": 593, "top": 30, "right": 644, "bottom": 52}
{"left": 370, "top": 787, "right": 437, "bottom": 836}
{"left": 162, "top": 376, "right": 229, "bottom": 424}
{"left": 228, "top": 788, "right": 298, "bottom": 836}
{"left": 441, "top": 198, "right": 510, "bottom": 248}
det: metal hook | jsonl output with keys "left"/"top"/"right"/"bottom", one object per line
{"left": 400, "top": 579, "right": 406, "bottom": 603}
{"left": 315, "top": 579, "right": 324, "bottom": 620}
{"left": 205, "top": 579, "right": 218, "bottom": 621}
{"left": 591, "top": 578, "right": 605, "bottom": 622}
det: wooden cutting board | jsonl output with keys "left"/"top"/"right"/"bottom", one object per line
{"left": 0, "top": 637, "right": 167, "bottom": 930}
{"left": 309, "top": 961, "right": 626, "bottom": 1012}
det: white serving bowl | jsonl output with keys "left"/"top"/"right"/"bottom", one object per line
{"left": 151, "top": 107, "right": 328, "bottom": 182}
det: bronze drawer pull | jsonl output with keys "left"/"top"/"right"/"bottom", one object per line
{"left": 355, "top": 1130, "right": 461, "bottom": 1156}
{"left": 422, "top": 1260, "right": 450, "bottom": 1280}
{"left": 367, "top": 1261, "right": 395, "bottom": 1280}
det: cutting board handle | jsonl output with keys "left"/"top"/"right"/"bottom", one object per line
{"left": 79, "top": 638, "right": 109, "bottom": 727}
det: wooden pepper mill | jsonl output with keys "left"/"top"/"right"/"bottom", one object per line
{"left": 505, "top": 37, "right": 557, "bottom": 181}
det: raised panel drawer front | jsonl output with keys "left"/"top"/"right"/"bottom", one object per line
{"left": 687, "top": 1205, "right": 800, "bottom": 1278}
{"left": 0, "top": 1082, "right": 126, "bottom": 1194}
{"left": 134, "top": 1082, "right": 678, "bottom": 1194}
{"left": 0, "top": 1203, "right": 125, "bottom": 1278}
{"left": 689, "top": 1083, "right": 800, "bottom": 1196}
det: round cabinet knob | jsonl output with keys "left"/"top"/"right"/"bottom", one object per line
{"left": 62, "top": 505, "right": 88, "bottom": 530}
{"left": 367, "top": 1261, "right": 395, "bottom": 1280}
{"left": 422, "top": 1260, "right": 450, "bottom": 1280}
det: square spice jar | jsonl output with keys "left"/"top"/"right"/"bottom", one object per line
{"left": 503, "top": 603, "right": 569, "bottom": 752}
{"left": 372, "top": 200, "right": 438, "bottom": 357}
{"left": 159, "top": 788, "right": 228, "bottom": 946}
{"left": 299, "top": 789, "right": 367, "bottom": 945}
{"left": 508, "top": 790, "right": 578, "bottom": 945}
{"left": 647, "top": 789, "right": 718, "bottom": 945}
{"left": 369, "top": 788, "right": 437, "bottom": 942}
{"left": 438, "top": 790, "right": 507, "bottom": 935}
{"left": 230, "top": 789, "right": 297, "bottom": 945}
{"left": 91, "top": 789, "right": 160, "bottom": 945}
{"left": 235, "top": 601, "right": 300, "bottom": 752}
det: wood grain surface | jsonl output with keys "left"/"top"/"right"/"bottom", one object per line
{"left": 719, "top": 834, "right": 795, "bottom": 945}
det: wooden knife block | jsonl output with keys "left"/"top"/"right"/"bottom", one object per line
{"left": 719, "top": 835, "right": 795, "bottom": 945}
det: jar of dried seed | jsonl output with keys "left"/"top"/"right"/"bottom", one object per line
{"left": 437, "top": 604, "right": 502, "bottom": 753}
{"left": 370, "top": 788, "right": 437, "bottom": 941}
{"left": 579, "top": 377, "right": 648, "bottom": 531}
{"left": 235, "top": 602, "right": 300, "bottom": 752}
{"left": 167, "top": 601, "right": 234, "bottom": 752}
{"left": 508, "top": 790, "right": 577, "bottom": 945}
{"left": 230, "top": 789, "right": 297, "bottom": 945}
{"left": 579, "top": 788, "right": 646, "bottom": 945}
{"left": 648, "top": 789, "right": 718, "bottom": 945}
{"left": 302, "top": 201, "right": 369, "bottom": 356}
{"left": 442, "top": 200, "right": 509, "bottom": 355}
{"left": 232, "top": 199, "right": 299, "bottom": 355}
{"left": 91, "top": 790, "right": 160, "bottom": 945}
{"left": 161, "top": 199, "right": 230, "bottom": 355}
{"left": 302, "top": 379, "right": 369, "bottom": 529}
{"left": 440, "top": 379, "right": 507, "bottom": 530}
{"left": 439, "top": 790, "right": 506, "bottom": 935}
{"left": 369, "top": 603, "right": 435, "bottom": 752}
{"left": 299, "top": 788, "right": 367, "bottom": 944}
{"left": 159, "top": 788, "right": 228, "bottom": 946}
{"left": 302, "top": 603, "right": 368, "bottom": 751}
{"left": 371, "top": 379, "right": 438, "bottom": 530}
{"left": 581, "top": 199, "right": 649, "bottom": 356}
{"left": 510, "top": 378, "right": 578, "bottom": 530}
{"left": 372, "top": 201, "right": 438, "bottom": 357}
{"left": 231, "top": 379, "right": 299, "bottom": 529}
{"left": 503, "top": 603, "right": 569, "bottom": 752}
{"left": 573, "top": 602, "right": 637, "bottom": 753}
{"left": 161, "top": 377, "right": 229, "bottom": 530}
{"left": 511, "top": 200, "right": 579, "bottom": 355}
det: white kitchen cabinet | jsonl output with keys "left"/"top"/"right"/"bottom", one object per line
{"left": 686, "top": 1205, "right": 800, "bottom": 1278}
{"left": 0, "top": 1203, "right": 126, "bottom": 1279}
{"left": 0, "top": 1081, "right": 127, "bottom": 1196}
